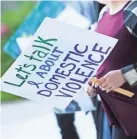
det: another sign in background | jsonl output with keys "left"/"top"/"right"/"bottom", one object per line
{"left": 3, "top": 1, "right": 65, "bottom": 59}
{"left": 1, "top": 18, "right": 118, "bottom": 112}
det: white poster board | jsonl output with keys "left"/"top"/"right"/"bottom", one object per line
{"left": 1, "top": 17, "right": 118, "bottom": 112}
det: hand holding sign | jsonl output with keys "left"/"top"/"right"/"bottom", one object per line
{"left": 1, "top": 17, "right": 118, "bottom": 112}
{"left": 90, "top": 77, "right": 134, "bottom": 97}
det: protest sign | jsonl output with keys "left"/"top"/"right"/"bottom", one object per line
{"left": 1, "top": 17, "right": 118, "bottom": 112}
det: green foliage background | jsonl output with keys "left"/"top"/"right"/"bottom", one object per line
{"left": 1, "top": 2, "right": 35, "bottom": 102}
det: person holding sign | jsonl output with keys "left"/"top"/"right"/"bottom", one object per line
{"left": 87, "top": 1, "right": 137, "bottom": 139}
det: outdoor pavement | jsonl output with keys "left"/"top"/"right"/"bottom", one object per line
{"left": 1, "top": 100, "right": 97, "bottom": 139}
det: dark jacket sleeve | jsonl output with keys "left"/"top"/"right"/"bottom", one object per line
{"left": 121, "top": 1, "right": 137, "bottom": 87}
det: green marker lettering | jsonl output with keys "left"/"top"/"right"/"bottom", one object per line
{"left": 34, "top": 36, "right": 57, "bottom": 46}
{"left": 24, "top": 54, "right": 42, "bottom": 62}
{"left": 32, "top": 50, "right": 48, "bottom": 58}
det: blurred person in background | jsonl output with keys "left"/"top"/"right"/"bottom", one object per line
{"left": 87, "top": 0, "right": 137, "bottom": 139}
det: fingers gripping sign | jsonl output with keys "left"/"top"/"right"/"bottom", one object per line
{"left": 86, "top": 85, "right": 97, "bottom": 97}
{"left": 98, "top": 70, "right": 126, "bottom": 92}
{"left": 89, "top": 73, "right": 134, "bottom": 97}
